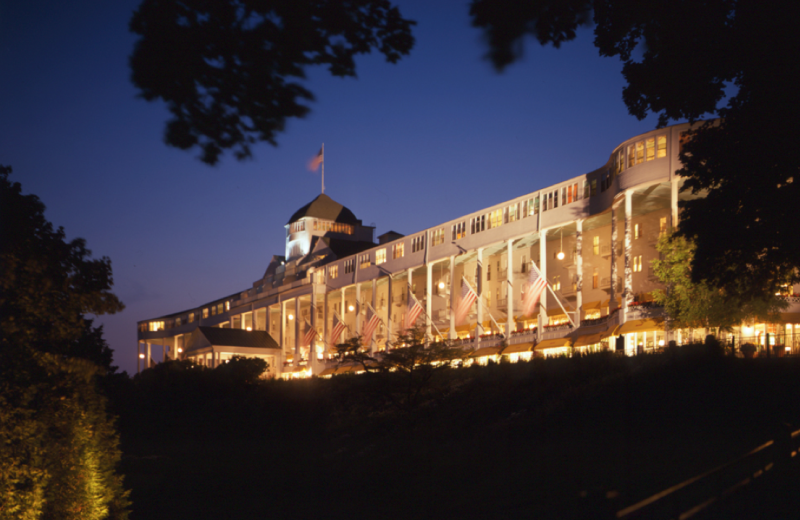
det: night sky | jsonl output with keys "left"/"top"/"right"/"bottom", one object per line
{"left": 2, "top": 0, "right": 670, "bottom": 375}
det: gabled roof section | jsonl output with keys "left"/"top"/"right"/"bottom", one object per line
{"left": 314, "top": 236, "right": 376, "bottom": 262}
{"left": 287, "top": 194, "right": 359, "bottom": 225}
{"left": 190, "top": 327, "right": 280, "bottom": 351}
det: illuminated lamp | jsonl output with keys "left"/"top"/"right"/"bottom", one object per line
{"left": 246, "top": 327, "right": 252, "bottom": 331}
{"left": 439, "top": 281, "right": 445, "bottom": 290}
{"left": 288, "top": 314, "right": 294, "bottom": 320}
{"left": 557, "top": 227, "right": 565, "bottom": 260}
{"left": 139, "top": 353, "right": 145, "bottom": 359}
{"left": 348, "top": 305, "right": 355, "bottom": 312}
{"left": 177, "top": 348, "right": 183, "bottom": 353}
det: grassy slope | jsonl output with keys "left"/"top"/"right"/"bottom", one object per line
{"left": 120, "top": 350, "right": 800, "bottom": 519}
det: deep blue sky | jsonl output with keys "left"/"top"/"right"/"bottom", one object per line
{"left": 1, "top": 0, "right": 666, "bottom": 375}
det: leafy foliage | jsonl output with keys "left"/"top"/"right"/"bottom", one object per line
{"left": 469, "top": 0, "right": 800, "bottom": 302}
{"left": 0, "top": 166, "right": 129, "bottom": 519}
{"left": 651, "top": 232, "right": 784, "bottom": 331}
{"left": 129, "top": 0, "right": 415, "bottom": 164}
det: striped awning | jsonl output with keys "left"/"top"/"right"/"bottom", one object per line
{"left": 534, "top": 337, "right": 572, "bottom": 349}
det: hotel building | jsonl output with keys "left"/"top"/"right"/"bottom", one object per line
{"left": 136, "top": 121, "right": 800, "bottom": 377}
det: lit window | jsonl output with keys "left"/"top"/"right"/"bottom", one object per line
{"left": 659, "top": 216, "right": 668, "bottom": 236}
{"left": 593, "top": 268, "right": 599, "bottom": 289}
{"left": 634, "top": 223, "right": 641, "bottom": 240}
{"left": 189, "top": 312, "right": 195, "bottom": 323}
{"left": 552, "top": 276, "right": 561, "bottom": 292}
{"left": 593, "top": 236, "right": 600, "bottom": 256}
{"left": 508, "top": 204, "right": 518, "bottom": 223}
{"left": 376, "top": 249, "right": 386, "bottom": 265}
{"left": 203, "top": 308, "right": 209, "bottom": 319}
{"left": 431, "top": 228, "right": 445, "bottom": 246}
{"left": 360, "top": 254, "right": 371, "bottom": 268}
{"left": 488, "top": 209, "right": 503, "bottom": 229}
{"left": 392, "top": 243, "right": 404, "bottom": 259}
{"left": 657, "top": 135, "right": 667, "bottom": 158}
{"left": 452, "top": 222, "right": 466, "bottom": 240}
{"left": 645, "top": 138, "right": 655, "bottom": 161}
{"left": 633, "top": 255, "right": 643, "bottom": 273}
{"left": 329, "top": 265, "right": 338, "bottom": 279}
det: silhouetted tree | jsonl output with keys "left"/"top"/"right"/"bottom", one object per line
{"left": 335, "top": 327, "right": 464, "bottom": 413}
{"left": 0, "top": 166, "right": 129, "bottom": 519}
{"left": 129, "top": 0, "right": 415, "bottom": 164}
{"left": 469, "top": 0, "right": 800, "bottom": 302}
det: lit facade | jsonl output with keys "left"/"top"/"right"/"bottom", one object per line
{"left": 136, "top": 121, "right": 800, "bottom": 375}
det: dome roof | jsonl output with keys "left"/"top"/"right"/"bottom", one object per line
{"left": 287, "top": 194, "right": 359, "bottom": 225}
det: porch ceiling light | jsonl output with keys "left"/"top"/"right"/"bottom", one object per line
{"left": 438, "top": 281, "right": 445, "bottom": 290}
{"left": 288, "top": 314, "right": 294, "bottom": 320}
{"left": 139, "top": 353, "right": 145, "bottom": 359}
{"left": 348, "top": 305, "right": 355, "bottom": 312}
{"left": 557, "top": 228, "right": 565, "bottom": 260}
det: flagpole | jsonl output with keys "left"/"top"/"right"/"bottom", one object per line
{"left": 462, "top": 276, "right": 504, "bottom": 337}
{"left": 321, "top": 143, "right": 325, "bottom": 194}
{"left": 530, "top": 261, "right": 576, "bottom": 328}
{"left": 409, "top": 289, "right": 445, "bottom": 340}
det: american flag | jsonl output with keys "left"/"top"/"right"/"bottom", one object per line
{"left": 301, "top": 319, "right": 318, "bottom": 347}
{"left": 454, "top": 277, "right": 477, "bottom": 325}
{"left": 330, "top": 312, "right": 346, "bottom": 346}
{"left": 307, "top": 147, "right": 323, "bottom": 171}
{"left": 405, "top": 290, "right": 423, "bottom": 330}
{"left": 522, "top": 262, "right": 548, "bottom": 316}
{"left": 361, "top": 304, "right": 381, "bottom": 346}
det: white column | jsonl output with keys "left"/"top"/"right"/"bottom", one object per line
{"left": 476, "top": 248, "right": 484, "bottom": 341}
{"left": 370, "top": 279, "right": 377, "bottom": 355}
{"left": 386, "top": 275, "right": 393, "bottom": 347}
{"left": 294, "top": 298, "right": 300, "bottom": 366}
{"left": 576, "top": 219, "right": 583, "bottom": 324}
{"left": 506, "top": 239, "right": 514, "bottom": 336}
{"left": 610, "top": 203, "right": 618, "bottom": 313}
{"left": 407, "top": 269, "right": 413, "bottom": 334}
{"left": 426, "top": 263, "right": 433, "bottom": 341}
{"left": 623, "top": 190, "right": 633, "bottom": 322}
{"left": 449, "top": 255, "right": 457, "bottom": 339}
{"left": 671, "top": 178, "right": 679, "bottom": 229}
{"left": 279, "top": 297, "right": 285, "bottom": 354}
{"left": 323, "top": 291, "right": 329, "bottom": 361}
{"left": 146, "top": 342, "right": 152, "bottom": 369}
{"left": 355, "top": 283, "right": 362, "bottom": 343}
{"left": 539, "top": 230, "right": 548, "bottom": 340}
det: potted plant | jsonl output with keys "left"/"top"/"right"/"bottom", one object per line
{"left": 740, "top": 342, "right": 757, "bottom": 359}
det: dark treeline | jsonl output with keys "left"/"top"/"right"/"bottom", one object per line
{"left": 117, "top": 345, "right": 800, "bottom": 519}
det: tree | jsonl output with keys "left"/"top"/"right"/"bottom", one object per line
{"left": 0, "top": 166, "right": 129, "bottom": 519}
{"left": 334, "top": 327, "right": 464, "bottom": 413}
{"left": 469, "top": 0, "right": 800, "bottom": 302}
{"left": 651, "top": 232, "right": 784, "bottom": 334}
{"left": 129, "top": 0, "right": 415, "bottom": 164}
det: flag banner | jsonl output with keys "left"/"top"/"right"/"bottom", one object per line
{"left": 405, "top": 289, "right": 423, "bottom": 330}
{"left": 307, "top": 147, "right": 323, "bottom": 171}
{"left": 454, "top": 277, "right": 477, "bottom": 325}
{"left": 523, "top": 262, "right": 548, "bottom": 316}
{"left": 330, "top": 312, "right": 346, "bottom": 346}
{"left": 302, "top": 319, "right": 318, "bottom": 347}
{"left": 361, "top": 304, "right": 381, "bottom": 346}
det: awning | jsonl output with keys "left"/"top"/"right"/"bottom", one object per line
{"left": 471, "top": 346, "right": 502, "bottom": 358}
{"left": 502, "top": 343, "right": 534, "bottom": 354}
{"left": 573, "top": 333, "right": 602, "bottom": 347}
{"left": 318, "top": 367, "right": 337, "bottom": 376}
{"left": 613, "top": 318, "right": 665, "bottom": 335}
{"left": 534, "top": 338, "right": 572, "bottom": 349}
{"left": 582, "top": 300, "right": 602, "bottom": 312}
